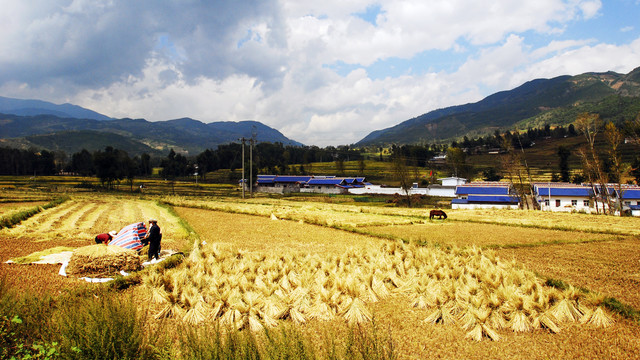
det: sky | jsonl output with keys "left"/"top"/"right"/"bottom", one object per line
{"left": 1, "top": 0, "right": 640, "bottom": 146}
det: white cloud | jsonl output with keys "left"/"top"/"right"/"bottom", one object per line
{"left": 1, "top": 0, "right": 639, "bottom": 147}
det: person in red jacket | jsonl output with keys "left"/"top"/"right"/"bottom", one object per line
{"left": 95, "top": 230, "right": 117, "bottom": 244}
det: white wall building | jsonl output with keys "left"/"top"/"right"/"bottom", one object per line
{"left": 532, "top": 183, "right": 595, "bottom": 213}
{"left": 451, "top": 182, "right": 520, "bottom": 209}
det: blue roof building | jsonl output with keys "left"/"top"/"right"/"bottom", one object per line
{"left": 255, "top": 175, "right": 367, "bottom": 194}
{"left": 452, "top": 182, "right": 519, "bottom": 209}
{"left": 532, "top": 183, "right": 597, "bottom": 213}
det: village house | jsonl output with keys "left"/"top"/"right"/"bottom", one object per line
{"left": 255, "top": 175, "right": 313, "bottom": 194}
{"left": 301, "top": 177, "right": 366, "bottom": 194}
{"left": 451, "top": 182, "right": 520, "bottom": 209}
{"left": 532, "top": 182, "right": 595, "bottom": 213}
{"left": 613, "top": 185, "right": 640, "bottom": 210}
{"left": 255, "top": 175, "right": 367, "bottom": 194}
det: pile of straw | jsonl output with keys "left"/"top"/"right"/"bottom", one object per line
{"left": 66, "top": 244, "right": 142, "bottom": 277}
{"left": 142, "top": 241, "right": 615, "bottom": 340}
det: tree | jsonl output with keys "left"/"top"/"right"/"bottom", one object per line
{"left": 557, "top": 145, "right": 571, "bottom": 182}
{"left": 575, "top": 113, "right": 608, "bottom": 213}
{"left": 482, "top": 167, "right": 502, "bottom": 181}
{"left": 446, "top": 147, "right": 466, "bottom": 177}
{"left": 605, "top": 122, "right": 625, "bottom": 213}
{"left": 94, "top": 147, "right": 131, "bottom": 189}
{"left": 139, "top": 153, "right": 152, "bottom": 176}
{"left": 391, "top": 154, "right": 413, "bottom": 207}
{"left": 70, "top": 149, "right": 94, "bottom": 176}
{"left": 335, "top": 158, "right": 345, "bottom": 175}
{"left": 631, "top": 156, "right": 640, "bottom": 185}
{"left": 160, "top": 149, "right": 189, "bottom": 194}
{"left": 357, "top": 157, "right": 366, "bottom": 175}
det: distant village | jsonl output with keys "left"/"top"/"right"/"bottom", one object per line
{"left": 250, "top": 175, "right": 640, "bottom": 217}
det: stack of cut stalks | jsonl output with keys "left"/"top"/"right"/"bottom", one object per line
{"left": 67, "top": 244, "right": 142, "bottom": 277}
{"left": 142, "top": 241, "right": 614, "bottom": 341}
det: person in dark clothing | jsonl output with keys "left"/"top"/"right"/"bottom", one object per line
{"left": 95, "top": 230, "right": 117, "bottom": 244}
{"left": 143, "top": 219, "right": 162, "bottom": 260}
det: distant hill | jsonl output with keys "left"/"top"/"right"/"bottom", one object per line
{"left": 357, "top": 67, "right": 640, "bottom": 146}
{"left": 0, "top": 114, "right": 303, "bottom": 156}
{"left": 0, "top": 96, "right": 113, "bottom": 121}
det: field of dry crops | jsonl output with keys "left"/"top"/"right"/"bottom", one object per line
{"left": 362, "top": 222, "right": 627, "bottom": 248}
{"left": 449, "top": 208, "right": 640, "bottom": 235}
{"left": 0, "top": 194, "right": 191, "bottom": 293}
{"left": 2, "top": 191, "right": 640, "bottom": 358}
{"left": 497, "top": 239, "right": 640, "bottom": 310}
{"left": 173, "top": 206, "right": 640, "bottom": 358}
{"left": 0, "top": 201, "right": 47, "bottom": 216}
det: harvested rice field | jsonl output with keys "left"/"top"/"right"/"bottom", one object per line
{"left": 174, "top": 207, "right": 382, "bottom": 255}
{"left": 449, "top": 208, "right": 640, "bottom": 235}
{"left": 0, "top": 194, "right": 191, "bottom": 294}
{"left": 165, "top": 196, "right": 420, "bottom": 227}
{"left": 1, "top": 195, "right": 188, "bottom": 245}
{"left": 2, "top": 190, "right": 640, "bottom": 359}
{"left": 362, "top": 222, "right": 627, "bottom": 248}
{"left": 0, "top": 201, "right": 47, "bottom": 216}
{"left": 171, "top": 205, "right": 640, "bottom": 358}
{"left": 497, "top": 238, "right": 640, "bottom": 310}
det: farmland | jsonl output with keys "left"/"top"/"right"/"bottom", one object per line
{"left": 1, "top": 182, "right": 640, "bottom": 359}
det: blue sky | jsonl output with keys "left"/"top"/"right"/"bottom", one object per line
{"left": 0, "top": 0, "right": 639, "bottom": 146}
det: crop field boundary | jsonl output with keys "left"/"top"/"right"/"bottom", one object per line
{"left": 162, "top": 199, "right": 630, "bottom": 251}
{"left": 446, "top": 217, "right": 630, "bottom": 236}
{"left": 543, "top": 277, "right": 640, "bottom": 325}
{"left": 0, "top": 196, "right": 69, "bottom": 230}
{"left": 165, "top": 199, "right": 640, "bottom": 328}
{"left": 156, "top": 201, "right": 200, "bottom": 253}
{"left": 481, "top": 235, "right": 628, "bottom": 250}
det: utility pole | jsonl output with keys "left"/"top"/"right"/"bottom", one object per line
{"left": 249, "top": 138, "right": 253, "bottom": 197}
{"left": 240, "top": 137, "right": 246, "bottom": 199}
{"left": 250, "top": 125, "right": 257, "bottom": 198}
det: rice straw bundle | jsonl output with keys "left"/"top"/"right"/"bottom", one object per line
{"left": 509, "top": 311, "right": 532, "bottom": 332}
{"left": 587, "top": 307, "right": 615, "bottom": 328}
{"left": 342, "top": 298, "right": 372, "bottom": 325}
{"left": 538, "top": 313, "right": 561, "bottom": 333}
{"left": 66, "top": 244, "right": 141, "bottom": 277}
{"left": 549, "top": 299, "right": 582, "bottom": 323}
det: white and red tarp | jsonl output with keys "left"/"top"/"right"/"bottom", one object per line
{"left": 109, "top": 222, "right": 147, "bottom": 251}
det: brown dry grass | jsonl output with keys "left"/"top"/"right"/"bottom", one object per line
{"left": 497, "top": 238, "right": 640, "bottom": 310}
{"left": 0, "top": 234, "right": 89, "bottom": 295}
{"left": 174, "top": 206, "right": 640, "bottom": 359}
{"left": 175, "top": 207, "right": 382, "bottom": 256}
{"left": 362, "top": 222, "right": 626, "bottom": 248}
{"left": 448, "top": 208, "right": 640, "bottom": 235}
{"left": 0, "top": 194, "right": 191, "bottom": 294}
{"left": 365, "top": 296, "right": 640, "bottom": 359}
{"left": 0, "top": 195, "right": 189, "bottom": 249}
{"left": 0, "top": 201, "right": 47, "bottom": 216}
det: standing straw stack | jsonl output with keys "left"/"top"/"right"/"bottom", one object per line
{"left": 142, "top": 241, "right": 614, "bottom": 340}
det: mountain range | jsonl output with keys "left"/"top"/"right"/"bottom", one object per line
{"left": 0, "top": 99, "right": 302, "bottom": 156}
{"left": 2, "top": 66, "right": 640, "bottom": 155}
{"left": 356, "top": 66, "right": 640, "bottom": 146}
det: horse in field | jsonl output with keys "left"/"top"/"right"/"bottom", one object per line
{"left": 429, "top": 209, "right": 447, "bottom": 220}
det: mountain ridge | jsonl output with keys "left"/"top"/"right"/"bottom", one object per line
{"left": 0, "top": 96, "right": 113, "bottom": 121}
{"left": 356, "top": 67, "right": 640, "bottom": 146}
{"left": 0, "top": 113, "right": 302, "bottom": 156}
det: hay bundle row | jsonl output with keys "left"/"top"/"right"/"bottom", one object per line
{"left": 142, "top": 241, "right": 614, "bottom": 341}
{"left": 66, "top": 244, "right": 142, "bottom": 277}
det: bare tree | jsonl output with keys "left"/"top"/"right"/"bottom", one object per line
{"left": 605, "top": 122, "right": 627, "bottom": 213}
{"left": 392, "top": 154, "right": 413, "bottom": 207}
{"left": 500, "top": 139, "right": 529, "bottom": 209}
{"left": 575, "top": 113, "right": 611, "bottom": 213}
